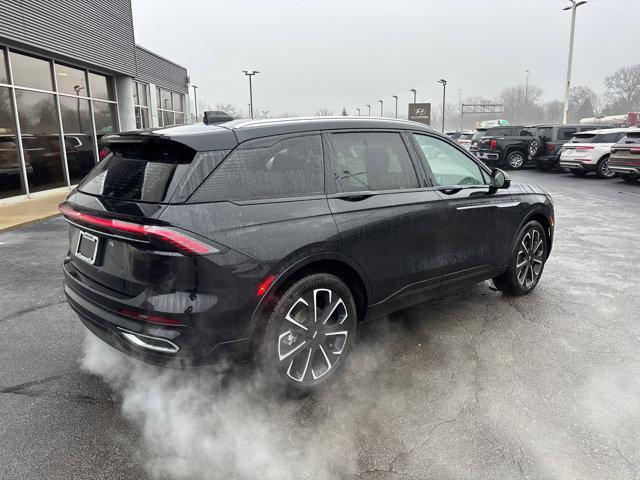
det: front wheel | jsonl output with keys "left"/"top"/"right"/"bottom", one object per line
{"left": 261, "top": 273, "right": 357, "bottom": 395}
{"left": 507, "top": 151, "right": 526, "bottom": 169}
{"left": 493, "top": 220, "right": 547, "bottom": 296}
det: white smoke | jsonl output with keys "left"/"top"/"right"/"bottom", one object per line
{"left": 80, "top": 320, "right": 403, "bottom": 480}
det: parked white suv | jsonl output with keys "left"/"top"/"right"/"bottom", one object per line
{"left": 559, "top": 128, "right": 631, "bottom": 178}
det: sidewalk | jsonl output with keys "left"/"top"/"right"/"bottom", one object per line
{"left": 0, "top": 191, "right": 68, "bottom": 232}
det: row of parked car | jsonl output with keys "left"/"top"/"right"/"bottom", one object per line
{"left": 446, "top": 124, "right": 640, "bottom": 182}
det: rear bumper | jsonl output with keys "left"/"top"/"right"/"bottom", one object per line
{"left": 64, "top": 262, "right": 253, "bottom": 367}
{"left": 559, "top": 160, "right": 595, "bottom": 172}
{"left": 476, "top": 151, "right": 503, "bottom": 165}
{"left": 609, "top": 165, "right": 640, "bottom": 176}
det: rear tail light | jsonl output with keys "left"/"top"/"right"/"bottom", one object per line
{"left": 119, "top": 308, "right": 184, "bottom": 326}
{"left": 631, "top": 148, "right": 640, "bottom": 154}
{"left": 489, "top": 138, "right": 497, "bottom": 149}
{"left": 58, "top": 203, "right": 218, "bottom": 255}
{"left": 98, "top": 147, "right": 110, "bottom": 161}
{"left": 575, "top": 146, "right": 594, "bottom": 150}
{"left": 546, "top": 143, "right": 555, "bottom": 154}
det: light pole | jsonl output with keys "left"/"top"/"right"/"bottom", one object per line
{"left": 366, "top": 104, "right": 371, "bottom": 116}
{"left": 562, "top": 0, "right": 587, "bottom": 124}
{"left": 192, "top": 84, "right": 198, "bottom": 122}
{"left": 356, "top": 107, "right": 361, "bottom": 116}
{"left": 242, "top": 70, "right": 259, "bottom": 119}
{"left": 262, "top": 110, "right": 269, "bottom": 119}
{"left": 378, "top": 100, "right": 383, "bottom": 117}
{"left": 524, "top": 70, "right": 530, "bottom": 125}
{"left": 458, "top": 89, "right": 463, "bottom": 131}
{"left": 437, "top": 79, "right": 447, "bottom": 132}
{"left": 392, "top": 95, "right": 398, "bottom": 118}
{"left": 409, "top": 88, "right": 417, "bottom": 103}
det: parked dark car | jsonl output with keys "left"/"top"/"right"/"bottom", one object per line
{"left": 469, "top": 126, "right": 525, "bottom": 157}
{"left": 609, "top": 129, "right": 640, "bottom": 182}
{"left": 60, "top": 117, "right": 554, "bottom": 394}
{"left": 528, "top": 124, "right": 614, "bottom": 171}
{"left": 476, "top": 126, "right": 532, "bottom": 169}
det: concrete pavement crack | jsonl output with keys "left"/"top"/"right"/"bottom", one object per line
{"left": 0, "top": 299, "right": 67, "bottom": 323}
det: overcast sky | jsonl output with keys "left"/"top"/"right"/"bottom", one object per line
{"left": 132, "top": 0, "right": 638, "bottom": 116}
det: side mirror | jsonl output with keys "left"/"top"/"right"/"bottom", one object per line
{"left": 489, "top": 168, "right": 511, "bottom": 191}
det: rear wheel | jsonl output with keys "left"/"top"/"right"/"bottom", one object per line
{"left": 493, "top": 220, "right": 547, "bottom": 296}
{"left": 595, "top": 156, "right": 616, "bottom": 179}
{"left": 507, "top": 151, "right": 525, "bottom": 169}
{"left": 261, "top": 273, "right": 357, "bottom": 395}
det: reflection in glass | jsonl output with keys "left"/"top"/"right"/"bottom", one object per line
{"left": 93, "top": 100, "right": 118, "bottom": 142}
{"left": 89, "top": 72, "right": 115, "bottom": 101}
{"left": 135, "top": 106, "right": 149, "bottom": 129}
{"left": 159, "top": 89, "right": 172, "bottom": 111}
{"left": 173, "top": 94, "right": 184, "bottom": 113}
{"left": 15, "top": 90, "right": 66, "bottom": 192}
{"left": 134, "top": 82, "right": 148, "bottom": 106}
{"left": 0, "top": 49, "right": 7, "bottom": 84}
{"left": 55, "top": 63, "right": 88, "bottom": 97}
{"left": 59, "top": 96, "right": 96, "bottom": 183}
{"left": 174, "top": 113, "right": 185, "bottom": 125}
{"left": 10, "top": 51, "right": 53, "bottom": 90}
{"left": 0, "top": 87, "right": 26, "bottom": 198}
{"left": 162, "top": 110, "right": 174, "bottom": 127}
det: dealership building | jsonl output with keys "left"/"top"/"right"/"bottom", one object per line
{"left": 0, "top": 0, "right": 191, "bottom": 202}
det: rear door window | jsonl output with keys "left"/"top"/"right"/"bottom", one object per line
{"left": 331, "top": 132, "right": 419, "bottom": 192}
{"left": 189, "top": 134, "right": 324, "bottom": 202}
{"left": 557, "top": 128, "right": 577, "bottom": 141}
{"left": 77, "top": 142, "right": 196, "bottom": 203}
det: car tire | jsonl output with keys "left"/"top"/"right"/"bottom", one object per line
{"left": 528, "top": 137, "right": 545, "bottom": 158}
{"left": 260, "top": 273, "right": 357, "bottom": 396}
{"left": 506, "top": 151, "right": 526, "bottom": 169}
{"left": 571, "top": 170, "right": 588, "bottom": 177}
{"left": 595, "top": 156, "right": 616, "bottom": 179}
{"left": 621, "top": 174, "right": 639, "bottom": 183}
{"left": 493, "top": 220, "right": 547, "bottom": 296}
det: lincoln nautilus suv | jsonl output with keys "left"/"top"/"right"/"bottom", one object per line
{"left": 61, "top": 117, "right": 554, "bottom": 394}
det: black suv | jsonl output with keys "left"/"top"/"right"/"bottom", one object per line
{"left": 475, "top": 126, "right": 532, "bottom": 169}
{"left": 528, "top": 124, "right": 613, "bottom": 170}
{"left": 61, "top": 118, "right": 554, "bottom": 393}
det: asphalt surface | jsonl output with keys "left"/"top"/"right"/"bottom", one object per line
{"left": 1, "top": 170, "right": 639, "bottom": 479}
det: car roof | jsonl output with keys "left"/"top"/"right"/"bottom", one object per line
{"left": 104, "top": 117, "right": 440, "bottom": 151}
{"left": 574, "top": 127, "right": 637, "bottom": 135}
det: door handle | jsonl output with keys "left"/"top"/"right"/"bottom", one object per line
{"left": 331, "top": 192, "right": 375, "bottom": 202}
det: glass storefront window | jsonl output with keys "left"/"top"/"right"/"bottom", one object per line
{"left": 93, "top": 100, "right": 118, "bottom": 140}
{"left": 0, "top": 49, "right": 7, "bottom": 84}
{"left": 55, "top": 63, "right": 88, "bottom": 97}
{"left": 59, "top": 96, "right": 96, "bottom": 183}
{"left": 174, "top": 113, "right": 184, "bottom": 124}
{"left": 0, "top": 87, "right": 26, "bottom": 198}
{"left": 173, "top": 94, "right": 184, "bottom": 112}
{"left": 134, "top": 81, "right": 148, "bottom": 107}
{"left": 10, "top": 51, "right": 53, "bottom": 91}
{"left": 159, "top": 89, "right": 172, "bottom": 111}
{"left": 15, "top": 90, "right": 66, "bottom": 193}
{"left": 157, "top": 87, "right": 185, "bottom": 126}
{"left": 162, "top": 110, "right": 174, "bottom": 127}
{"left": 135, "top": 106, "right": 149, "bottom": 129}
{"left": 89, "top": 72, "right": 115, "bottom": 101}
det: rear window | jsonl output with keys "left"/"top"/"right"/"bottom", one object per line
{"left": 77, "top": 142, "right": 196, "bottom": 203}
{"left": 459, "top": 133, "right": 474, "bottom": 141}
{"left": 189, "top": 134, "right": 324, "bottom": 202}
{"left": 569, "top": 133, "right": 597, "bottom": 143}
{"left": 557, "top": 127, "right": 577, "bottom": 141}
{"left": 620, "top": 131, "right": 640, "bottom": 143}
{"left": 531, "top": 127, "right": 553, "bottom": 141}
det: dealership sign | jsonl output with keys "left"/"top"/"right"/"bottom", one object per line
{"left": 408, "top": 103, "right": 431, "bottom": 125}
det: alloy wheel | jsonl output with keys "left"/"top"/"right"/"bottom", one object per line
{"left": 515, "top": 228, "right": 545, "bottom": 288}
{"left": 509, "top": 153, "right": 524, "bottom": 169}
{"left": 277, "top": 288, "right": 350, "bottom": 383}
{"left": 600, "top": 159, "right": 614, "bottom": 178}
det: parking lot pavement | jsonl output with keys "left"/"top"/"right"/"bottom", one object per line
{"left": 1, "top": 171, "right": 639, "bottom": 480}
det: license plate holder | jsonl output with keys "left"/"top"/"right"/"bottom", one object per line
{"left": 76, "top": 231, "right": 99, "bottom": 265}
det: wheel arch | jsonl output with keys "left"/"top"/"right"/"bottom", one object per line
{"left": 248, "top": 253, "right": 372, "bottom": 349}
{"left": 519, "top": 208, "right": 553, "bottom": 254}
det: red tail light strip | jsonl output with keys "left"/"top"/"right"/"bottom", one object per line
{"left": 119, "top": 307, "right": 184, "bottom": 326}
{"left": 59, "top": 203, "right": 217, "bottom": 255}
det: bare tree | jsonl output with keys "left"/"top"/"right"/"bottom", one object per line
{"left": 215, "top": 102, "right": 242, "bottom": 118}
{"left": 568, "top": 86, "right": 600, "bottom": 122}
{"left": 542, "top": 100, "right": 564, "bottom": 124}
{"left": 315, "top": 108, "right": 334, "bottom": 116}
{"left": 341, "top": 107, "right": 348, "bottom": 116}
{"left": 604, "top": 64, "right": 640, "bottom": 113}
{"left": 499, "top": 84, "right": 543, "bottom": 125}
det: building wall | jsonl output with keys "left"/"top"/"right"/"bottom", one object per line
{"left": 0, "top": 0, "right": 137, "bottom": 76}
{"left": 135, "top": 46, "right": 188, "bottom": 94}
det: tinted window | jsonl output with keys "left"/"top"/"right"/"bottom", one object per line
{"left": 332, "top": 132, "right": 418, "bottom": 192}
{"left": 413, "top": 134, "right": 487, "bottom": 187}
{"left": 10, "top": 51, "right": 52, "bottom": 90}
{"left": 55, "top": 63, "right": 87, "bottom": 96}
{"left": 459, "top": 133, "right": 474, "bottom": 141}
{"left": 192, "top": 134, "right": 324, "bottom": 202}
{"left": 557, "top": 127, "right": 577, "bottom": 140}
{"left": 88, "top": 73, "right": 115, "bottom": 101}
{"left": 77, "top": 143, "right": 196, "bottom": 203}
{"left": 532, "top": 127, "right": 553, "bottom": 141}
{"left": 570, "top": 133, "right": 597, "bottom": 143}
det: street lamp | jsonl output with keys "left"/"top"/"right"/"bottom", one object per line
{"left": 366, "top": 104, "right": 371, "bottom": 116}
{"left": 524, "top": 70, "right": 530, "bottom": 125}
{"left": 242, "top": 70, "right": 259, "bottom": 119}
{"left": 262, "top": 110, "right": 269, "bottom": 119}
{"left": 437, "top": 79, "right": 447, "bottom": 132}
{"left": 356, "top": 107, "right": 361, "bottom": 116}
{"left": 562, "top": 0, "right": 587, "bottom": 124}
{"left": 192, "top": 84, "right": 198, "bottom": 122}
{"left": 378, "top": 99, "right": 383, "bottom": 117}
{"left": 392, "top": 95, "right": 398, "bottom": 118}
{"left": 409, "top": 88, "right": 417, "bottom": 104}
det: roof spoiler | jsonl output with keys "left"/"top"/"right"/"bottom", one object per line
{"left": 203, "top": 111, "right": 234, "bottom": 125}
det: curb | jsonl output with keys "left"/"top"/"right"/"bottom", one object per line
{"left": 0, "top": 213, "right": 62, "bottom": 233}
